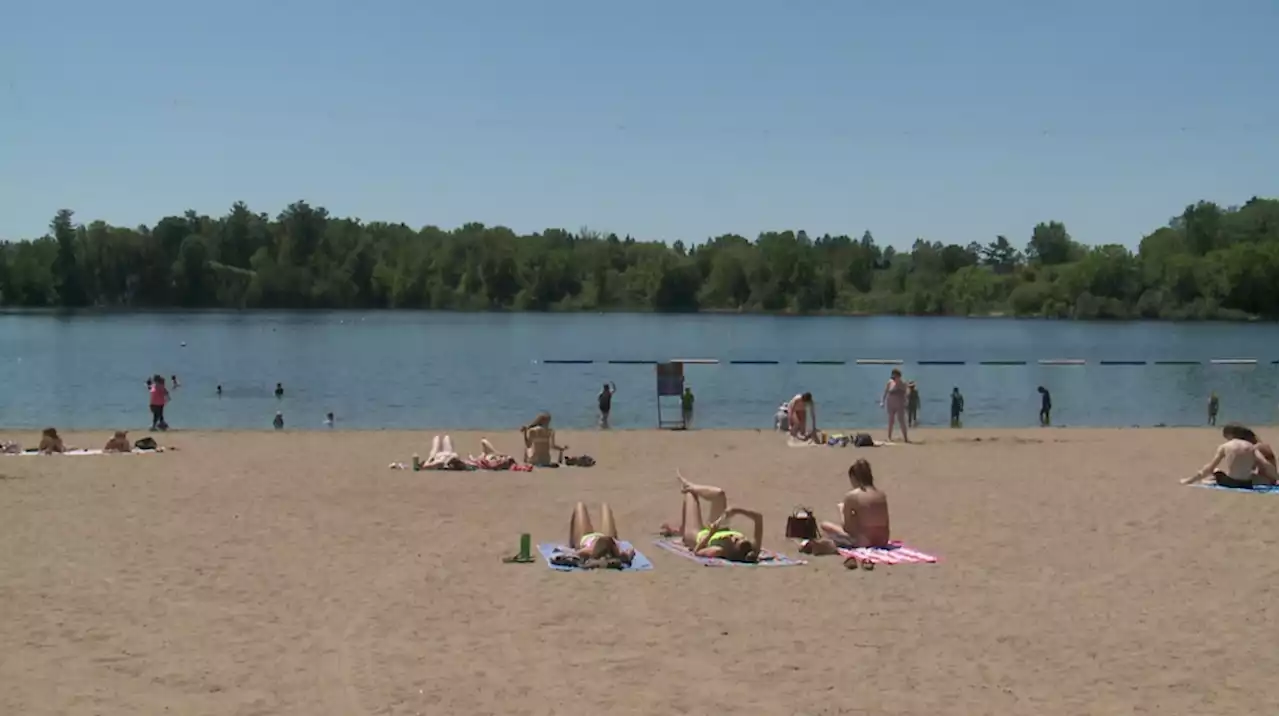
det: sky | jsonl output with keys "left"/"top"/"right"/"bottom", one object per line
{"left": 2, "top": 0, "right": 1276, "bottom": 251}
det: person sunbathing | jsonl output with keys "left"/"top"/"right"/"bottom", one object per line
{"left": 521, "top": 412, "right": 567, "bottom": 466}
{"left": 423, "top": 435, "right": 468, "bottom": 470}
{"left": 38, "top": 427, "right": 66, "bottom": 454}
{"left": 467, "top": 438, "right": 516, "bottom": 470}
{"left": 103, "top": 431, "right": 132, "bottom": 453}
{"left": 566, "top": 502, "right": 635, "bottom": 567}
{"left": 660, "top": 471, "right": 763, "bottom": 563}
{"left": 818, "top": 459, "right": 891, "bottom": 548}
{"left": 1183, "top": 423, "right": 1278, "bottom": 488}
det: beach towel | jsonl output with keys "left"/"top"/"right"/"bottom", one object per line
{"left": 839, "top": 541, "right": 939, "bottom": 565}
{"left": 5, "top": 448, "right": 165, "bottom": 457}
{"left": 652, "top": 536, "right": 806, "bottom": 567}
{"left": 537, "top": 543, "right": 653, "bottom": 572}
{"left": 1190, "top": 483, "right": 1279, "bottom": 495}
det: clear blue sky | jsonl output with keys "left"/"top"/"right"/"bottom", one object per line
{"left": 2, "top": 0, "right": 1276, "bottom": 250}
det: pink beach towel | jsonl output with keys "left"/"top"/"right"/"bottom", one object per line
{"left": 840, "top": 541, "right": 938, "bottom": 565}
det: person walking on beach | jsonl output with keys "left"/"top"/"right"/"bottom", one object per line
{"left": 906, "top": 382, "right": 920, "bottom": 428}
{"left": 149, "top": 375, "right": 170, "bottom": 431}
{"left": 950, "top": 387, "right": 964, "bottom": 428}
{"left": 1037, "top": 386, "right": 1052, "bottom": 426}
{"left": 598, "top": 382, "right": 616, "bottom": 429}
{"left": 1207, "top": 393, "right": 1219, "bottom": 426}
{"left": 681, "top": 386, "right": 695, "bottom": 428}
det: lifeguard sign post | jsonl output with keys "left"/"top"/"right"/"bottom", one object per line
{"left": 655, "top": 362, "right": 687, "bottom": 430}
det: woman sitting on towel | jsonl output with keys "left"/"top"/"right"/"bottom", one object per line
{"left": 814, "top": 459, "right": 890, "bottom": 550}
{"left": 568, "top": 502, "right": 635, "bottom": 566}
{"left": 660, "top": 471, "right": 763, "bottom": 563}
{"left": 521, "top": 412, "right": 567, "bottom": 466}
{"left": 38, "top": 427, "right": 66, "bottom": 454}
{"left": 103, "top": 431, "right": 132, "bottom": 453}
{"left": 1183, "top": 423, "right": 1278, "bottom": 488}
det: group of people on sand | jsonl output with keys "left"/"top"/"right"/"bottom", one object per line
{"left": 11, "top": 428, "right": 137, "bottom": 455}
{"left": 781, "top": 370, "right": 934, "bottom": 444}
{"left": 572, "top": 459, "right": 891, "bottom": 567}
{"left": 1182, "top": 423, "right": 1277, "bottom": 488}
{"left": 417, "top": 411, "right": 581, "bottom": 471}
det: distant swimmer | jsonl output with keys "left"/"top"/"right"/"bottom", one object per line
{"left": 1038, "top": 386, "right": 1052, "bottom": 426}
{"left": 598, "top": 382, "right": 617, "bottom": 429}
{"left": 170, "top": 375, "right": 180, "bottom": 389}
{"left": 950, "top": 387, "right": 965, "bottom": 428}
{"left": 273, "top": 412, "right": 284, "bottom": 430}
{"left": 275, "top": 382, "right": 284, "bottom": 399}
{"left": 681, "top": 386, "right": 695, "bottom": 428}
{"left": 1207, "top": 393, "right": 1219, "bottom": 426}
{"left": 325, "top": 411, "right": 335, "bottom": 427}
{"left": 216, "top": 384, "right": 222, "bottom": 397}
{"left": 787, "top": 392, "right": 817, "bottom": 441}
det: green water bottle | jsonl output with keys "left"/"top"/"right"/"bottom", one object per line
{"left": 412, "top": 453, "right": 421, "bottom": 471}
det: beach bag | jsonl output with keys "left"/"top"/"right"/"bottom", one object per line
{"left": 785, "top": 506, "right": 819, "bottom": 540}
{"left": 853, "top": 433, "right": 874, "bottom": 448}
{"left": 134, "top": 436, "right": 158, "bottom": 451}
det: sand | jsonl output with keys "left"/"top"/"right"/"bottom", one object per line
{"left": 0, "top": 427, "right": 1275, "bottom": 716}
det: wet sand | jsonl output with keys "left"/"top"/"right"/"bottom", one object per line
{"left": 0, "top": 427, "right": 1275, "bottom": 716}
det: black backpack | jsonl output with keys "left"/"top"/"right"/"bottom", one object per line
{"left": 134, "top": 436, "right": 159, "bottom": 451}
{"left": 853, "top": 433, "right": 874, "bottom": 448}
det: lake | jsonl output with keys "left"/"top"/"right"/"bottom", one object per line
{"left": 0, "top": 311, "right": 1275, "bottom": 431}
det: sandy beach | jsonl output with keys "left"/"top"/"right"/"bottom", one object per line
{"left": 1, "top": 427, "right": 1275, "bottom": 716}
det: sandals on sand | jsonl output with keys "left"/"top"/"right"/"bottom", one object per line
{"left": 843, "top": 556, "right": 875, "bottom": 571}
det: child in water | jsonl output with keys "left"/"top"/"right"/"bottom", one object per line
{"left": 906, "top": 382, "right": 920, "bottom": 428}
{"left": 1038, "top": 386, "right": 1052, "bottom": 426}
{"left": 950, "top": 387, "right": 964, "bottom": 428}
{"left": 1207, "top": 393, "right": 1219, "bottom": 426}
{"left": 273, "top": 412, "right": 284, "bottom": 430}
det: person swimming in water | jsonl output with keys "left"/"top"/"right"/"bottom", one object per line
{"left": 660, "top": 471, "right": 763, "bottom": 563}
{"left": 1183, "top": 423, "right": 1277, "bottom": 488}
{"left": 950, "top": 386, "right": 964, "bottom": 428}
{"left": 1038, "top": 386, "right": 1052, "bottom": 426}
{"left": 567, "top": 502, "right": 635, "bottom": 566}
{"left": 1207, "top": 393, "right": 1219, "bottom": 426}
{"left": 598, "top": 382, "right": 617, "bottom": 429}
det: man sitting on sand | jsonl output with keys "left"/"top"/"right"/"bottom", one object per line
{"left": 788, "top": 392, "right": 818, "bottom": 441}
{"left": 814, "top": 459, "right": 890, "bottom": 549}
{"left": 1183, "top": 423, "right": 1278, "bottom": 488}
{"left": 104, "top": 431, "right": 132, "bottom": 453}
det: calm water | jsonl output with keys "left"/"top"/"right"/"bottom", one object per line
{"left": 0, "top": 311, "right": 1275, "bottom": 431}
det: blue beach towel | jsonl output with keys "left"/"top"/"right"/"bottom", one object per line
{"left": 537, "top": 542, "right": 653, "bottom": 571}
{"left": 1190, "top": 483, "right": 1279, "bottom": 495}
{"left": 651, "top": 536, "right": 806, "bottom": 567}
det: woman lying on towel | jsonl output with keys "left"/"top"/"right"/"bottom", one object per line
{"left": 521, "top": 412, "right": 567, "bottom": 467}
{"left": 567, "top": 502, "right": 635, "bottom": 567}
{"left": 423, "top": 435, "right": 469, "bottom": 470}
{"left": 660, "top": 471, "right": 763, "bottom": 563}
{"left": 1183, "top": 423, "right": 1278, "bottom": 488}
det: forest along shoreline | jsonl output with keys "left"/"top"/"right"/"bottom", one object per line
{"left": 1, "top": 197, "right": 1274, "bottom": 322}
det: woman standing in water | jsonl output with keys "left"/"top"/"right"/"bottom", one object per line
{"left": 880, "top": 369, "right": 909, "bottom": 443}
{"left": 149, "top": 375, "right": 170, "bottom": 431}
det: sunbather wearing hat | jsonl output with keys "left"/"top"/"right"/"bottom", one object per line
{"left": 568, "top": 502, "right": 635, "bottom": 567}
{"left": 660, "top": 471, "right": 763, "bottom": 563}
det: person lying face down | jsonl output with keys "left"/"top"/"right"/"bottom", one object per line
{"left": 1184, "top": 423, "right": 1278, "bottom": 488}
{"left": 568, "top": 502, "right": 635, "bottom": 566}
{"left": 661, "top": 471, "right": 763, "bottom": 563}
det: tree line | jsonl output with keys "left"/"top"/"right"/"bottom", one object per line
{"left": 0, "top": 197, "right": 1275, "bottom": 320}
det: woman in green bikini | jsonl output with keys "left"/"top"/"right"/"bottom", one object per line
{"left": 568, "top": 502, "right": 635, "bottom": 565}
{"left": 661, "top": 471, "right": 763, "bottom": 563}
